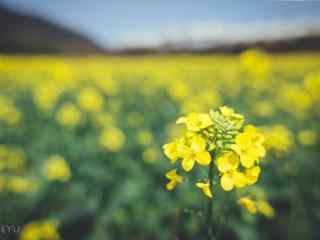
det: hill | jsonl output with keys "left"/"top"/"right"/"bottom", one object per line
{"left": 0, "top": 5, "right": 104, "bottom": 54}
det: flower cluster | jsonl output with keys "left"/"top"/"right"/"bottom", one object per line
{"left": 238, "top": 196, "right": 275, "bottom": 218}
{"left": 20, "top": 219, "right": 60, "bottom": 240}
{"left": 0, "top": 145, "right": 38, "bottom": 193}
{"left": 0, "top": 95, "right": 21, "bottom": 125}
{"left": 163, "top": 106, "right": 266, "bottom": 198}
{"left": 43, "top": 155, "right": 72, "bottom": 182}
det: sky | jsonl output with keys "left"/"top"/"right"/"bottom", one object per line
{"left": 2, "top": 0, "right": 320, "bottom": 48}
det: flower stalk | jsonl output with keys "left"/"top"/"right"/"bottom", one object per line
{"left": 206, "top": 155, "right": 215, "bottom": 240}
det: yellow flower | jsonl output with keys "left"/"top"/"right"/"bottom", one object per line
{"left": 20, "top": 222, "right": 41, "bottom": 240}
{"left": 232, "top": 171, "right": 248, "bottom": 188}
{"left": 137, "top": 130, "right": 154, "bottom": 146}
{"left": 216, "top": 152, "right": 239, "bottom": 173}
{"left": 278, "top": 84, "right": 312, "bottom": 116}
{"left": 240, "top": 49, "right": 271, "bottom": 78}
{"left": 263, "top": 125, "right": 293, "bottom": 153}
{"left": 253, "top": 101, "right": 274, "bottom": 117}
{"left": 220, "top": 170, "right": 248, "bottom": 191}
{"left": 95, "top": 76, "right": 119, "bottom": 96}
{"left": 234, "top": 125, "right": 265, "bottom": 168}
{"left": 178, "top": 135, "right": 211, "bottom": 171}
{"left": 176, "top": 112, "right": 213, "bottom": 132}
{"left": 196, "top": 181, "right": 213, "bottom": 198}
{"left": 43, "top": 155, "right": 71, "bottom": 182}
{"left": 167, "top": 80, "right": 190, "bottom": 100}
{"left": 217, "top": 152, "right": 259, "bottom": 191}
{"left": 162, "top": 107, "right": 266, "bottom": 197}
{"left": 219, "top": 106, "right": 244, "bottom": 128}
{"left": 256, "top": 200, "right": 275, "bottom": 218}
{"left": 93, "top": 112, "right": 114, "bottom": 128}
{"left": 220, "top": 106, "right": 243, "bottom": 120}
{"left": 142, "top": 147, "right": 158, "bottom": 163}
{"left": 0, "top": 145, "right": 26, "bottom": 171}
{"left": 304, "top": 71, "right": 320, "bottom": 101}
{"left": 41, "top": 222, "right": 60, "bottom": 239}
{"left": 7, "top": 177, "right": 37, "bottom": 193}
{"left": 165, "top": 169, "right": 183, "bottom": 190}
{"left": 100, "top": 127, "right": 126, "bottom": 152}
{"left": 238, "top": 197, "right": 257, "bottom": 214}
{"left": 220, "top": 172, "right": 235, "bottom": 191}
{"left": 298, "top": 129, "right": 317, "bottom": 146}
{"left": 163, "top": 141, "right": 179, "bottom": 163}
{"left": 0, "top": 95, "right": 21, "bottom": 125}
{"left": 20, "top": 220, "right": 60, "bottom": 240}
{"left": 55, "top": 103, "right": 81, "bottom": 127}
{"left": 245, "top": 166, "right": 261, "bottom": 185}
{"left": 32, "top": 83, "right": 60, "bottom": 112}
{"left": 78, "top": 87, "right": 103, "bottom": 112}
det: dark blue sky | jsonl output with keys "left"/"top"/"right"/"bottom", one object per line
{"left": 2, "top": 0, "right": 320, "bottom": 47}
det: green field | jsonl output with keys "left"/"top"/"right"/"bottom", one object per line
{"left": 0, "top": 51, "right": 319, "bottom": 240}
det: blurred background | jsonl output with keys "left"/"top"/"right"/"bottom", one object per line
{"left": 0, "top": 1, "right": 319, "bottom": 240}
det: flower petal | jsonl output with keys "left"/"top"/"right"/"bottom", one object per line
{"left": 190, "top": 135, "right": 206, "bottom": 152}
{"left": 233, "top": 171, "right": 248, "bottom": 188}
{"left": 240, "top": 154, "right": 255, "bottom": 168}
{"left": 166, "top": 180, "right": 177, "bottom": 190}
{"left": 196, "top": 182, "right": 213, "bottom": 198}
{"left": 182, "top": 158, "right": 195, "bottom": 171}
{"left": 220, "top": 173, "right": 234, "bottom": 191}
{"left": 195, "top": 151, "right": 211, "bottom": 166}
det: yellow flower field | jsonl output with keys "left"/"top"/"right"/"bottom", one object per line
{"left": 0, "top": 50, "right": 319, "bottom": 240}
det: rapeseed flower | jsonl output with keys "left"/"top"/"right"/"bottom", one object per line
{"left": 0, "top": 95, "right": 21, "bottom": 125}
{"left": 238, "top": 197, "right": 275, "bottom": 218}
{"left": 142, "top": 147, "right": 158, "bottom": 163}
{"left": 43, "top": 155, "right": 71, "bottom": 182}
{"left": 163, "top": 106, "right": 266, "bottom": 198}
{"left": 7, "top": 176, "right": 37, "bottom": 193}
{"left": 20, "top": 220, "right": 60, "bottom": 240}
{"left": 32, "top": 83, "right": 61, "bottom": 112}
{"left": 165, "top": 169, "right": 183, "bottom": 190}
{"left": 238, "top": 197, "right": 257, "bottom": 214}
{"left": 196, "top": 181, "right": 213, "bottom": 198}
{"left": 176, "top": 112, "right": 213, "bottom": 132}
{"left": 263, "top": 125, "right": 293, "bottom": 153}
{"left": 232, "top": 125, "right": 265, "bottom": 168}
{"left": 78, "top": 87, "right": 103, "bottom": 112}
{"left": 55, "top": 103, "right": 81, "bottom": 127}
{"left": 298, "top": 129, "right": 317, "bottom": 146}
{"left": 163, "top": 141, "right": 179, "bottom": 163}
{"left": 100, "top": 127, "right": 126, "bottom": 152}
{"left": 256, "top": 200, "right": 275, "bottom": 218}
{"left": 178, "top": 134, "right": 212, "bottom": 171}
{"left": 304, "top": 71, "right": 320, "bottom": 101}
{"left": 137, "top": 130, "right": 154, "bottom": 146}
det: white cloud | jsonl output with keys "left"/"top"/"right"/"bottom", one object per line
{"left": 114, "top": 18, "right": 320, "bottom": 49}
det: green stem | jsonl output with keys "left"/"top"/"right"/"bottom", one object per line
{"left": 206, "top": 155, "right": 215, "bottom": 240}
